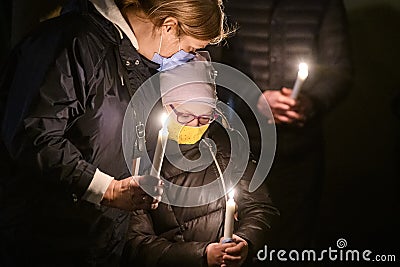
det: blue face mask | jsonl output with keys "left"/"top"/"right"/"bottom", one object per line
{"left": 152, "top": 50, "right": 195, "bottom": 72}
{"left": 151, "top": 33, "right": 195, "bottom": 71}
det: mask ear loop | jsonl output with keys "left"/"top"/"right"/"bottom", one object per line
{"left": 158, "top": 31, "right": 163, "bottom": 54}
{"left": 216, "top": 106, "right": 232, "bottom": 130}
{"left": 176, "top": 26, "right": 181, "bottom": 51}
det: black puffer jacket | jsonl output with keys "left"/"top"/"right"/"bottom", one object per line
{"left": 216, "top": 0, "right": 352, "bottom": 156}
{"left": 0, "top": 1, "right": 158, "bottom": 265}
{"left": 123, "top": 123, "right": 278, "bottom": 267}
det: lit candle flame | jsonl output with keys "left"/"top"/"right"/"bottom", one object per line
{"left": 298, "top": 63, "right": 309, "bottom": 80}
{"left": 228, "top": 189, "right": 235, "bottom": 199}
{"left": 160, "top": 112, "right": 168, "bottom": 127}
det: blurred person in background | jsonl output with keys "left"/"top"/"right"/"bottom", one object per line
{"left": 212, "top": 0, "right": 352, "bottom": 265}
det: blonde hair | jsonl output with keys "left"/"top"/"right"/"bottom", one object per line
{"left": 115, "top": 0, "right": 233, "bottom": 44}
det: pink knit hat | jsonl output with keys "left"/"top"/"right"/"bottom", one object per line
{"left": 160, "top": 51, "right": 217, "bottom": 108}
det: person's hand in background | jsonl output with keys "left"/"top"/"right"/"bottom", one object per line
{"left": 258, "top": 87, "right": 314, "bottom": 126}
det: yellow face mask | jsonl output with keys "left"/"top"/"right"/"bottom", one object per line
{"left": 167, "top": 118, "right": 209, "bottom": 145}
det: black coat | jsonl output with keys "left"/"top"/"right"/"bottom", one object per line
{"left": 0, "top": 1, "right": 158, "bottom": 266}
{"left": 122, "top": 124, "right": 279, "bottom": 267}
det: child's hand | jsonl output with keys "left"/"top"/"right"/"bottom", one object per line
{"left": 221, "top": 234, "right": 248, "bottom": 267}
{"left": 206, "top": 242, "right": 236, "bottom": 267}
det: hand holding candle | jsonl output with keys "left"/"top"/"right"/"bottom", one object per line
{"left": 290, "top": 62, "right": 309, "bottom": 99}
{"left": 223, "top": 189, "right": 237, "bottom": 243}
{"left": 150, "top": 113, "right": 169, "bottom": 178}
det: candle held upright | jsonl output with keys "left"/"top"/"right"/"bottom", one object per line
{"left": 290, "top": 63, "right": 309, "bottom": 99}
{"left": 150, "top": 113, "right": 169, "bottom": 178}
{"left": 223, "top": 189, "right": 236, "bottom": 243}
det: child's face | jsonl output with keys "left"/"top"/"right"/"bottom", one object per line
{"left": 166, "top": 102, "right": 215, "bottom": 126}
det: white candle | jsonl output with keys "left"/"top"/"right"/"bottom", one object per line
{"left": 223, "top": 189, "right": 236, "bottom": 242}
{"left": 290, "top": 62, "right": 309, "bottom": 99}
{"left": 150, "top": 113, "right": 169, "bottom": 178}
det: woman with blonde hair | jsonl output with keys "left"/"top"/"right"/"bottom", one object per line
{"left": 0, "top": 0, "right": 230, "bottom": 266}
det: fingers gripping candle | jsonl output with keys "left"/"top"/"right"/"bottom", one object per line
{"left": 223, "top": 189, "right": 236, "bottom": 243}
{"left": 290, "top": 63, "right": 309, "bottom": 99}
{"left": 150, "top": 113, "right": 169, "bottom": 178}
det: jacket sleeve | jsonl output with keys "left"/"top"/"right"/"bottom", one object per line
{"left": 303, "top": 0, "right": 353, "bottom": 113}
{"left": 20, "top": 36, "right": 100, "bottom": 199}
{"left": 234, "top": 162, "right": 279, "bottom": 257}
{"left": 123, "top": 210, "right": 209, "bottom": 267}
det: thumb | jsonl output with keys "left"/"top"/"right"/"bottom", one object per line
{"left": 136, "top": 175, "right": 163, "bottom": 186}
{"left": 281, "top": 87, "right": 292, "bottom": 95}
{"left": 135, "top": 175, "right": 164, "bottom": 198}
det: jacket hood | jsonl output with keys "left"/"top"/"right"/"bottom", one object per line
{"left": 89, "top": 0, "right": 139, "bottom": 49}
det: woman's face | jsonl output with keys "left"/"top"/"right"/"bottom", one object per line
{"left": 179, "top": 35, "right": 210, "bottom": 53}
{"left": 160, "top": 33, "right": 210, "bottom": 58}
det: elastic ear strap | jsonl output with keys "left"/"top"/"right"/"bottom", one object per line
{"left": 217, "top": 108, "right": 231, "bottom": 129}
{"left": 158, "top": 32, "right": 163, "bottom": 54}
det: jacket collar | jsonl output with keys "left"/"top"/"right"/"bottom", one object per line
{"left": 163, "top": 141, "right": 207, "bottom": 178}
{"left": 89, "top": 0, "right": 139, "bottom": 49}
{"left": 162, "top": 123, "right": 233, "bottom": 178}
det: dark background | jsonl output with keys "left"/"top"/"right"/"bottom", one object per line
{"left": 1, "top": 0, "right": 399, "bottom": 265}
{"left": 318, "top": 0, "right": 400, "bottom": 256}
